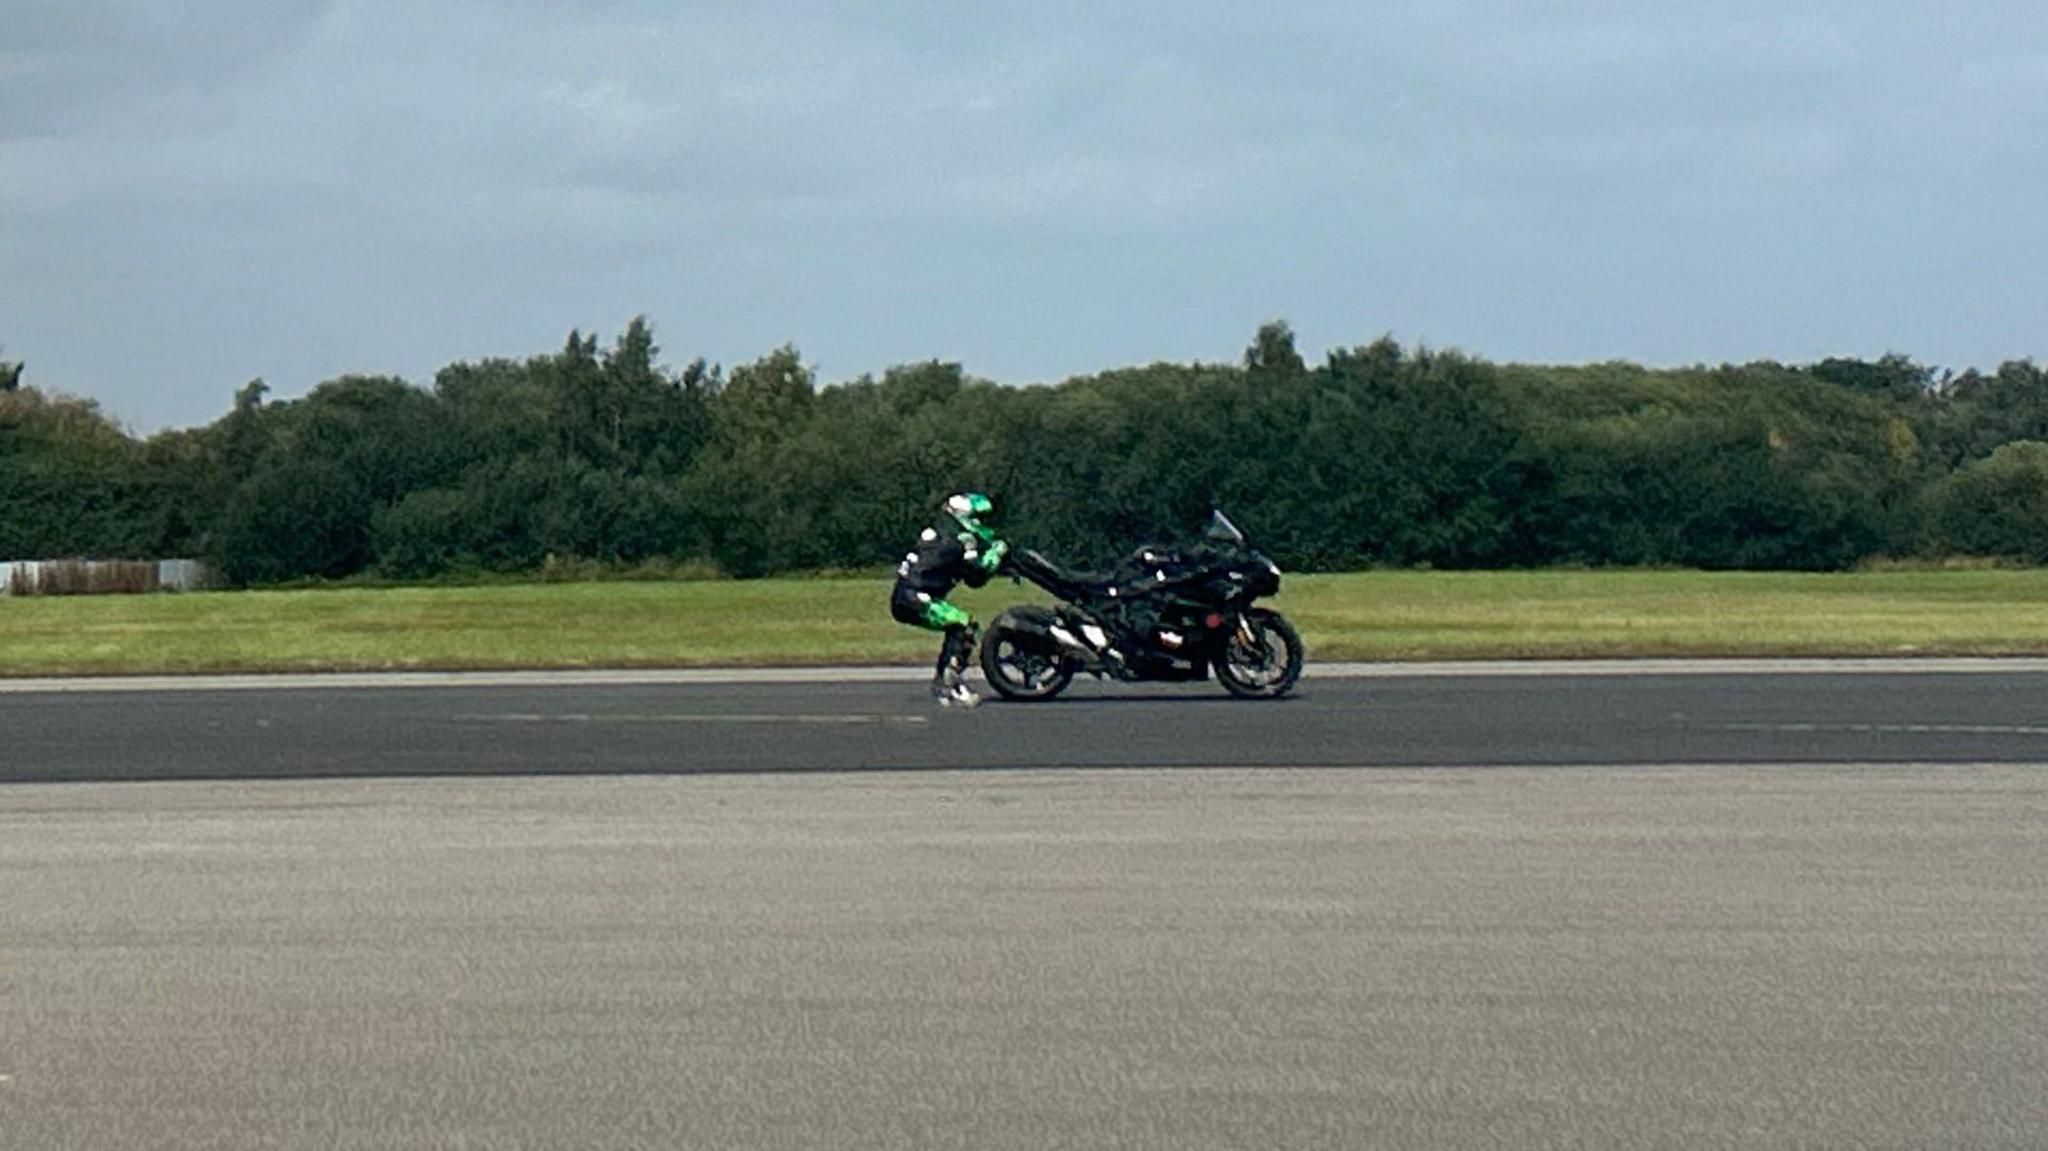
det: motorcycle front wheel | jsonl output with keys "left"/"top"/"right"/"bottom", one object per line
{"left": 1215, "top": 608, "right": 1304, "bottom": 700}
{"left": 979, "top": 627, "right": 1076, "bottom": 702}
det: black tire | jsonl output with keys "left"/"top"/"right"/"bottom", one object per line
{"left": 979, "top": 625, "right": 1075, "bottom": 702}
{"left": 1215, "top": 608, "right": 1304, "bottom": 700}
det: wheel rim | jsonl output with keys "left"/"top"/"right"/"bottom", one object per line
{"left": 1225, "top": 623, "right": 1291, "bottom": 689}
{"left": 995, "top": 638, "right": 1062, "bottom": 693}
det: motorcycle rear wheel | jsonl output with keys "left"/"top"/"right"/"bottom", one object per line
{"left": 1215, "top": 609, "right": 1304, "bottom": 700}
{"left": 979, "top": 627, "right": 1076, "bottom": 702}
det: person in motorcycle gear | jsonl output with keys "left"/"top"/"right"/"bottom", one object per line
{"left": 890, "top": 492, "right": 1009, "bottom": 707}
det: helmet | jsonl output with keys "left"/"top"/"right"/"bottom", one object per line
{"left": 944, "top": 492, "right": 996, "bottom": 543}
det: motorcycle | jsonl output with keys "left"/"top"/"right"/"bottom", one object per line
{"left": 978, "top": 509, "right": 1304, "bottom": 701}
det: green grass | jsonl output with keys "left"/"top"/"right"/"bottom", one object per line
{"left": 7, "top": 569, "right": 2048, "bottom": 676}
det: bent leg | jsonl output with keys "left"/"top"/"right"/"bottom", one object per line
{"left": 894, "top": 587, "right": 980, "bottom": 705}
{"left": 931, "top": 605, "right": 980, "bottom": 707}
{"left": 892, "top": 586, "right": 973, "bottom": 633}
{"left": 922, "top": 599, "right": 973, "bottom": 631}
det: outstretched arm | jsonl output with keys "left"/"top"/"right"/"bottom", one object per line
{"left": 980, "top": 538, "right": 1010, "bottom": 573}
{"left": 960, "top": 536, "right": 1008, "bottom": 587}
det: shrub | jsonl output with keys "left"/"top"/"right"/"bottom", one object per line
{"left": 1926, "top": 441, "right": 2048, "bottom": 562}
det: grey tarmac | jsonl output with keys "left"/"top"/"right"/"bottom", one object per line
{"left": 2, "top": 665, "right": 2045, "bottom": 1148}
{"left": 11, "top": 664, "right": 2048, "bottom": 783}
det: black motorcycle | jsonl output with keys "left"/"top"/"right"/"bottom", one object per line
{"left": 978, "top": 510, "right": 1304, "bottom": 701}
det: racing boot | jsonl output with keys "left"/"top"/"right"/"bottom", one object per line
{"left": 931, "top": 625, "right": 981, "bottom": 708}
{"left": 935, "top": 672, "right": 980, "bottom": 709}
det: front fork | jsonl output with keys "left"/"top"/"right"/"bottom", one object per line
{"left": 1231, "top": 611, "right": 1275, "bottom": 668}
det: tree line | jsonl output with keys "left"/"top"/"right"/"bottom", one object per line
{"left": 3, "top": 321, "right": 2047, "bottom": 585}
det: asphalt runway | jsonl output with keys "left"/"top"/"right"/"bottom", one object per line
{"left": 3, "top": 666, "right": 2045, "bottom": 1148}
{"left": 11, "top": 664, "right": 2048, "bottom": 782}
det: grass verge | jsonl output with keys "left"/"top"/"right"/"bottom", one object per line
{"left": 6, "top": 568, "right": 2048, "bottom": 677}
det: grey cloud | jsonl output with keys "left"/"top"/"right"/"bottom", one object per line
{"left": 0, "top": 0, "right": 335, "bottom": 136}
{"left": 1, "top": 0, "right": 2042, "bottom": 430}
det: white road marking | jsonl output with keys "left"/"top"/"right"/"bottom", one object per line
{"left": 1324, "top": 658, "right": 2048, "bottom": 678}
{"left": 1726, "top": 722, "right": 2048, "bottom": 737}
{"left": 454, "top": 713, "right": 928, "bottom": 726}
{"left": 0, "top": 667, "right": 942, "bottom": 694}
{"left": 6, "top": 657, "right": 2048, "bottom": 694}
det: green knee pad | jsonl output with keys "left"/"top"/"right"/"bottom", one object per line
{"left": 921, "top": 599, "right": 973, "bottom": 631}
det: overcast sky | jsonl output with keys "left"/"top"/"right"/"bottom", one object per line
{"left": 3, "top": 1, "right": 2042, "bottom": 430}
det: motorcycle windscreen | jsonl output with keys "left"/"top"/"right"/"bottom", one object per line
{"left": 1206, "top": 509, "right": 1248, "bottom": 546}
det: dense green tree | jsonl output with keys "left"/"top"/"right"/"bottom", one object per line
{"left": 1281, "top": 341, "right": 1522, "bottom": 567}
{"left": 208, "top": 375, "right": 459, "bottom": 584}
{"left": 0, "top": 387, "right": 159, "bottom": 559}
{"left": 686, "top": 345, "right": 820, "bottom": 575}
{"left": 1807, "top": 354, "right": 1932, "bottom": 403}
{"left": 714, "top": 344, "right": 814, "bottom": 445}
{"left": 20, "top": 319, "right": 2048, "bottom": 583}
{"left": 218, "top": 379, "right": 275, "bottom": 481}
{"left": 371, "top": 457, "right": 556, "bottom": 577}
{"left": 1244, "top": 320, "right": 1306, "bottom": 381}
{"left": 213, "top": 457, "right": 369, "bottom": 585}
{"left": 1921, "top": 360, "right": 2048, "bottom": 466}
{"left": 134, "top": 427, "right": 224, "bottom": 558}
{"left": 1926, "top": 440, "right": 2048, "bottom": 562}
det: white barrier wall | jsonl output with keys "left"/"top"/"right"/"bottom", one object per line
{"left": 0, "top": 560, "right": 213, "bottom": 596}
{"left": 156, "top": 560, "right": 210, "bottom": 592}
